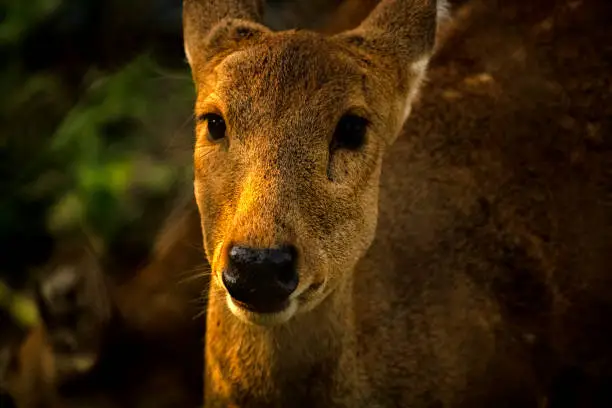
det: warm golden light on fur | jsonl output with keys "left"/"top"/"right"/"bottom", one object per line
{"left": 3, "top": 1, "right": 610, "bottom": 407}
{"left": 182, "top": 0, "right": 612, "bottom": 406}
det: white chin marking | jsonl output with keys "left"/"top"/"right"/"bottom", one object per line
{"left": 226, "top": 295, "right": 297, "bottom": 326}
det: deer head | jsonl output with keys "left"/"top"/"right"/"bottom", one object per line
{"left": 183, "top": 0, "right": 447, "bottom": 325}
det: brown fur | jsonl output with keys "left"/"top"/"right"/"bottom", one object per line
{"left": 184, "top": 0, "right": 612, "bottom": 407}
{"left": 2, "top": 196, "right": 207, "bottom": 407}
{"left": 0, "top": 3, "right": 390, "bottom": 407}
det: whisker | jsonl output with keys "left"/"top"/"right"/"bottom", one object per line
{"left": 177, "top": 264, "right": 211, "bottom": 278}
{"left": 162, "top": 113, "right": 196, "bottom": 155}
{"left": 192, "top": 288, "right": 225, "bottom": 320}
{"left": 177, "top": 271, "right": 212, "bottom": 286}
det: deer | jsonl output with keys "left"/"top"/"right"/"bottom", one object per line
{"left": 0, "top": 3, "right": 385, "bottom": 406}
{"left": 1, "top": 196, "right": 207, "bottom": 407}
{"left": 183, "top": 0, "right": 612, "bottom": 406}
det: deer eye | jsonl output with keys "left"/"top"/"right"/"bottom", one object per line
{"left": 200, "top": 113, "right": 226, "bottom": 142}
{"left": 332, "top": 114, "right": 368, "bottom": 151}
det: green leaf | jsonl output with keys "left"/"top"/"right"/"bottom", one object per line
{"left": 48, "top": 192, "right": 84, "bottom": 233}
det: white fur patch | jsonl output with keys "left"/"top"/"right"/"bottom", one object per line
{"left": 184, "top": 40, "right": 193, "bottom": 67}
{"left": 399, "top": 1, "right": 450, "bottom": 128}
{"left": 401, "top": 57, "right": 430, "bottom": 124}
{"left": 227, "top": 294, "right": 298, "bottom": 326}
{"left": 412, "top": 57, "right": 429, "bottom": 74}
{"left": 437, "top": 0, "right": 451, "bottom": 24}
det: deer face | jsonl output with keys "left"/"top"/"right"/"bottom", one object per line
{"left": 184, "top": 0, "right": 446, "bottom": 325}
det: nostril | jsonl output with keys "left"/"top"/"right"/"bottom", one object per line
{"left": 276, "top": 264, "right": 298, "bottom": 289}
{"left": 221, "top": 267, "right": 239, "bottom": 286}
{"left": 229, "top": 245, "right": 254, "bottom": 264}
{"left": 267, "top": 245, "right": 296, "bottom": 266}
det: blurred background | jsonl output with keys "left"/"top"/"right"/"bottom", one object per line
{"left": 1, "top": 0, "right": 608, "bottom": 405}
{"left": 0, "top": 0, "right": 353, "bottom": 344}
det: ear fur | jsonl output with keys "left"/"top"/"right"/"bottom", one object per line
{"left": 202, "top": 19, "right": 271, "bottom": 64}
{"left": 341, "top": 0, "right": 448, "bottom": 60}
{"left": 335, "top": 0, "right": 450, "bottom": 132}
{"left": 183, "top": 0, "right": 266, "bottom": 67}
{"left": 335, "top": 0, "right": 450, "bottom": 79}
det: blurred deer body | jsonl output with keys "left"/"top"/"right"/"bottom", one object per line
{"left": 184, "top": 0, "right": 612, "bottom": 407}
{"left": 1, "top": 197, "right": 207, "bottom": 407}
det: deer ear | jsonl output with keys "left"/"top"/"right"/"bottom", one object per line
{"left": 183, "top": 0, "right": 269, "bottom": 68}
{"left": 339, "top": 0, "right": 449, "bottom": 61}
{"left": 335, "top": 0, "right": 449, "bottom": 127}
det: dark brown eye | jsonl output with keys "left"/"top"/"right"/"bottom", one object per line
{"left": 332, "top": 114, "right": 368, "bottom": 151}
{"left": 200, "top": 113, "right": 226, "bottom": 142}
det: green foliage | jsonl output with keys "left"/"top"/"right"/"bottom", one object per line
{"left": 0, "top": 0, "right": 61, "bottom": 44}
{"left": 45, "top": 55, "right": 191, "bottom": 243}
{"left": 0, "top": 280, "right": 38, "bottom": 328}
{"left": 0, "top": 0, "right": 195, "bottom": 318}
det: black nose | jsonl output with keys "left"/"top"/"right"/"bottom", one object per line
{"left": 222, "top": 245, "right": 299, "bottom": 313}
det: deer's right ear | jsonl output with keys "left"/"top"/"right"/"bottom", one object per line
{"left": 183, "top": 0, "right": 269, "bottom": 68}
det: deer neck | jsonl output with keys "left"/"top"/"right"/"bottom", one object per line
{"left": 204, "top": 276, "right": 366, "bottom": 407}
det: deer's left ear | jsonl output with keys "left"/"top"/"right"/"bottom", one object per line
{"left": 183, "top": 0, "right": 269, "bottom": 68}
{"left": 337, "top": 0, "right": 449, "bottom": 63}
{"left": 335, "top": 0, "right": 449, "bottom": 127}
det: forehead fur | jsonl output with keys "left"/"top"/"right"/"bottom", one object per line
{"left": 197, "top": 32, "right": 374, "bottom": 124}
